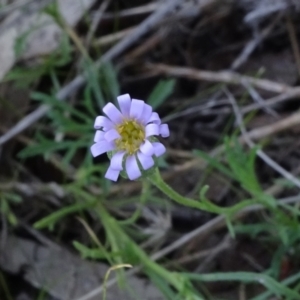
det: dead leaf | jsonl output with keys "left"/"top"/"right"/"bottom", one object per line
{"left": 0, "top": 234, "right": 164, "bottom": 300}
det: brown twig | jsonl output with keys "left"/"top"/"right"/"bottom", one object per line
{"left": 242, "top": 87, "right": 300, "bottom": 114}
{"left": 241, "top": 80, "right": 278, "bottom": 117}
{"left": 247, "top": 110, "right": 300, "bottom": 141}
{"left": 231, "top": 13, "right": 282, "bottom": 70}
{"left": 94, "top": 27, "right": 135, "bottom": 47}
{"left": 146, "top": 63, "right": 292, "bottom": 93}
{"left": 86, "top": 0, "right": 111, "bottom": 47}
{"left": 124, "top": 33, "right": 162, "bottom": 60}
{"left": 100, "top": 2, "right": 159, "bottom": 20}
{"left": 286, "top": 16, "right": 300, "bottom": 77}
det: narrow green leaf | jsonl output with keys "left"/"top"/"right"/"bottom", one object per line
{"left": 73, "top": 241, "right": 107, "bottom": 259}
{"left": 100, "top": 62, "right": 120, "bottom": 100}
{"left": 147, "top": 79, "right": 175, "bottom": 109}
{"left": 194, "top": 149, "right": 235, "bottom": 180}
{"left": 251, "top": 271, "right": 300, "bottom": 300}
{"left": 184, "top": 272, "right": 300, "bottom": 299}
{"left": 33, "top": 201, "right": 96, "bottom": 229}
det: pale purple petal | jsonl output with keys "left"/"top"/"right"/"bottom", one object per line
{"left": 117, "top": 94, "right": 131, "bottom": 117}
{"left": 92, "top": 97, "right": 170, "bottom": 180}
{"left": 94, "top": 130, "right": 105, "bottom": 142}
{"left": 90, "top": 141, "right": 115, "bottom": 157}
{"left": 160, "top": 124, "right": 170, "bottom": 138}
{"left": 103, "top": 103, "right": 123, "bottom": 124}
{"left": 94, "top": 116, "right": 114, "bottom": 130}
{"left": 125, "top": 155, "right": 141, "bottom": 180}
{"left": 105, "top": 166, "right": 120, "bottom": 182}
{"left": 137, "top": 151, "right": 154, "bottom": 170}
{"left": 139, "top": 139, "right": 154, "bottom": 156}
{"left": 153, "top": 142, "right": 166, "bottom": 157}
{"left": 110, "top": 151, "right": 126, "bottom": 170}
{"left": 104, "top": 128, "right": 121, "bottom": 142}
{"left": 145, "top": 124, "right": 159, "bottom": 137}
{"left": 148, "top": 112, "right": 161, "bottom": 125}
{"left": 140, "top": 103, "right": 152, "bottom": 124}
{"left": 130, "top": 99, "right": 145, "bottom": 120}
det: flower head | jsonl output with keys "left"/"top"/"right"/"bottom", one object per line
{"left": 91, "top": 94, "right": 169, "bottom": 181}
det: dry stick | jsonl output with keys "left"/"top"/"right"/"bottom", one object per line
{"left": 94, "top": 27, "right": 135, "bottom": 47}
{"left": 147, "top": 63, "right": 292, "bottom": 93}
{"left": 242, "top": 87, "right": 300, "bottom": 114}
{"left": 162, "top": 94, "right": 229, "bottom": 122}
{"left": 194, "top": 234, "right": 232, "bottom": 272}
{"left": 286, "top": 16, "right": 300, "bottom": 77}
{"left": 165, "top": 234, "right": 232, "bottom": 267}
{"left": 101, "top": 2, "right": 159, "bottom": 20}
{"left": 163, "top": 79, "right": 300, "bottom": 122}
{"left": 126, "top": 1, "right": 218, "bottom": 60}
{"left": 86, "top": 0, "right": 110, "bottom": 47}
{"left": 0, "top": 0, "right": 183, "bottom": 146}
{"left": 247, "top": 110, "right": 300, "bottom": 141}
{"left": 239, "top": 284, "right": 247, "bottom": 300}
{"left": 244, "top": 2, "right": 287, "bottom": 24}
{"left": 124, "top": 32, "right": 162, "bottom": 60}
{"left": 241, "top": 80, "right": 278, "bottom": 117}
{"left": 265, "top": 164, "right": 300, "bottom": 197}
{"left": 231, "top": 13, "right": 281, "bottom": 70}
{"left": 20, "top": 221, "right": 61, "bottom": 250}
{"left": 224, "top": 87, "right": 300, "bottom": 189}
{"left": 241, "top": 253, "right": 264, "bottom": 272}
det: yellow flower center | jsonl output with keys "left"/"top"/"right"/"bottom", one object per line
{"left": 115, "top": 119, "right": 145, "bottom": 155}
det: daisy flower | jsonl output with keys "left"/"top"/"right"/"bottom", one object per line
{"left": 91, "top": 94, "right": 169, "bottom": 181}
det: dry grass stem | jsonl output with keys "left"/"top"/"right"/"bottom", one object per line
{"left": 94, "top": 27, "right": 135, "bottom": 47}
{"left": 242, "top": 87, "right": 300, "bottom": 113}
{"left": 247, "top": 110, "right": 300, "bottom": 140}
{"left": 147, "top": 63, "right": 292, "bottom": 93}
{"left": 86, "top": 0, "right": 110, "bottom": 46}
{"left": 231, "top": 13, "right": 282, "bottom": 70}
{"left": 286, "top": 16, "right": 300, "bottom": 77}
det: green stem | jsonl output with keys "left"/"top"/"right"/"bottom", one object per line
{"left": 118, "top": 180, "right": 149, "bottom": 225}
{"left": 0, "top": 271, "right": 13, "bottom": 300}
{"left": 148, "top": 168, "right": 255, "bottom": 215}
{"left": 148, "top": 169, "right": 207, "bottom": 210}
